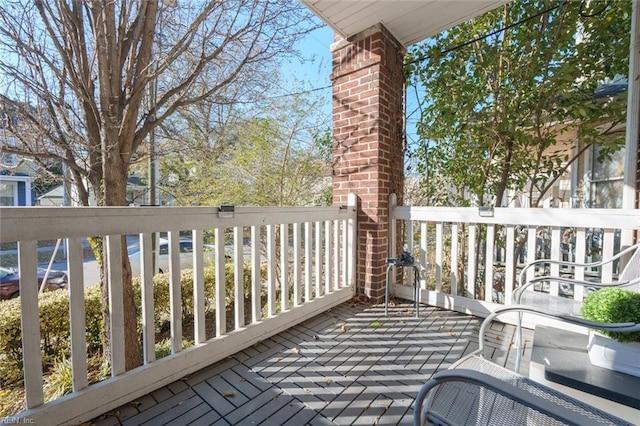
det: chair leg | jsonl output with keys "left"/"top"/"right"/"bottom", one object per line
{"left": 515, "top": 312, "right": 523, "bottom": 372}
{"left": 385, "top": 264, "right": 393, "bottom": 316}
{"left": 414, "top": 265, "right": 420, "bottom": 318}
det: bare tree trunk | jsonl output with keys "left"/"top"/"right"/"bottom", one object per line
{"left": 100, "top": 236, "right": 140, "bottom": 371}
{"left": 100, "top": 129, "right": 141, "bottom": 370}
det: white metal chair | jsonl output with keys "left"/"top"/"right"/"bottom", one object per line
{"left": 512, "top": 242, "right": 640, "bottom": 371}
{"left": 413, "top": 305, "right": 640, "bottom": 426}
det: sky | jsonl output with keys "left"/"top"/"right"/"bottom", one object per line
{"left": 277, "top": 21, "right": 334, "bottom": 131}
{"left": 279, "top": 17, "right": 424, "bottom": 174}
{"left": 281, "top": 23, "right": 334, "bottom": 91}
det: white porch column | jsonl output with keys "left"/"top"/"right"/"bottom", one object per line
{"left": 25, "top": 179, "right": 32, "bottom": 206}
{"left": 622, "top": 0, "right": 639, "bottom": 246}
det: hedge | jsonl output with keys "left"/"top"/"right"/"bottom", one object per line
{"left": 0, "top": 262, "right": 262, "bottom": 387}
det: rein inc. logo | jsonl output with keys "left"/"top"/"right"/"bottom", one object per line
{"left": 0, "top": 417, "right": 34, "bottom": 425}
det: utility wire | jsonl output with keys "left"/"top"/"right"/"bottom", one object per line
{"left": 268, "top": 84, "right": 331, "bottom": 99}
{"left": 404, "top": 0, "right": 613, "bottom": 124}
{"left": 406, "top": 1, "right": 567, "bottom": 66}
{"left": 274, "top": 2, "right": 570, "bottom": 98}
{"left": 263, "top": 2, "right": 564, "bottom": 100}
{"left": 221, "top": 84, "right": 331, "bottom": 105}
{"left": 265, "top": 0, "right": 608, "bottom": 101}
{"left": 405, "top": 0, "right": 609, "bottom": 67}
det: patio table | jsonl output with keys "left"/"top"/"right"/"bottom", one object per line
{"left": 530, "top": 325, "right": 640, "bottom": 424}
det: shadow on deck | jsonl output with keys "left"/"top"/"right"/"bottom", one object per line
{"left": 90, "top": 300, "right": 533, "bottom": 426}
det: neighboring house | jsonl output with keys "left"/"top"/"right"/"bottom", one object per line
{"left": 36, "top": 185, "right": 64, "bottom": 206}
{"left": 504, "top": 80, "right": 627, "bottom": 210}
{"left": 0, "top": 113, "right": 34, "bottom": 206}
{"left": 572, "top": 79, "right": 628, "bottom": 209}
{"left": 38, "top": 177, "right": 151, "bottom": 206}
{"left": 402, "top": 80, "right": 627, "bottom": 211}
{"left": 0, "top": 173, "right": 32, "bottom": 206}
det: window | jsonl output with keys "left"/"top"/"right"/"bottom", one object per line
{"left": 0, "top": 182, "right": 16, "bottom": 206}
{"left": 158, "top": 244, "right": 169, "bottom": 255}
{"left": 1, "top": 136, "right": 17, "bottom": 166}
{"left": 589, "top": 145, "right": 624, "bottom": 208}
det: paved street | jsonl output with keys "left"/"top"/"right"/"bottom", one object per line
{"left": 1, "top": 235, "right": 260, "bottom": 290}
{"left": 0, "top": 236, "right": 140, "bottom": 289}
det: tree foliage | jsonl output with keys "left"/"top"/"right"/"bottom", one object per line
{"left": 0, "top": 0, "right": 315, "bottom": 207}
{"left": 0, "top": 0, "right": 315, "bottom": 370}
{"left": 160, "top": 89, "right": 332, "bottom": 207}
{"left": 406, "top": 0, "right": 630, "bottom": 207}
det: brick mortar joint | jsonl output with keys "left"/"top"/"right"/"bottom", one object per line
{"left": 330, "top": 58, "right": 381, "bottom": 82}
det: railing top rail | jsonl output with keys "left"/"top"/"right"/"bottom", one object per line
{"left": 0, "top": 205, "right": 357, "bottom": 242}
{"left": 393, "top": 206, "right": 640, "bottom": 229}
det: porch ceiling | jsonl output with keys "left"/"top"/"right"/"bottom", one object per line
{"left": 300, "top": 0, "right": 511, "bottom": 47}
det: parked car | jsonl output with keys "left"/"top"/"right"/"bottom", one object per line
{"left": 0, "top": 266, "right": 68, "bottom": 300}
{"left": 128, "top": 239, "right": 231, "bottom": 276}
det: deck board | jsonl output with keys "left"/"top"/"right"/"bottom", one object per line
{"left": 90, "top": 301, "right": 532, "bottom": 426}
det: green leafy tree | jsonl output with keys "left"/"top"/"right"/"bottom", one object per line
{"left": 406, "top": 0, "right": 630, "bottom": 207}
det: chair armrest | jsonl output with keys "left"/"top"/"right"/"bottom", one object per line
{"left": 478, "top": 305, "right": 640, "bottom": 354}
{"left": 413, "top": 369, "right": 625, "bottom": 426}
{"left": 513, "top": 276, "right": 640, "bottom": 304}
{"left": 516, "top": 242, "right": 640, "bottom": 295}
{"left": 566, "top": 314, "right": 640, "bottom": 331}
{"left": 527, "top": 242, "right": 640, "bottom": 271}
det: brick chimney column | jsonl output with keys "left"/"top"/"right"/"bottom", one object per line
{"left": 330, "top": 24, "right": 405, "bottom": 301}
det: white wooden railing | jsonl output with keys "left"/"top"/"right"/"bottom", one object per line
{"left": 1, "top": 194, "right": 356, "bottom": 425}
{"left": 389, "top": 194, "right": 640, "bottom": 319}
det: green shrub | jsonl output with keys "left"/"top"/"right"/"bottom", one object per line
{"left": 40, "top": 286, "right": 103, "bottom": 362}
{"left": 138, "top": 263, "right": 261, "bottom": 329}
{"left": 42, "top": 358, "right": 73, "bottom": 401}
{"left": 0, "top": 384, "right": 25, "bottom": 418}
{"left": 581, "top": 287, "right": 640, "bottom": 343}
{"left": 0, "top": 261, "right": 264, "bottom": 387}
{"left": 43, "top": 355, "right": 110, "bottom": 402}
{"left": 138, "top": 268, "right": 215, "bottom": 325}
{"left": 154, "top": 338, "right": 193, "bottom": 360}
{"left": 0, "top": 286, "right": 103, "bottom": 386}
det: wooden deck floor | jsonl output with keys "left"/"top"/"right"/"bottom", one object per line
{"left": 89, "top": 300, "right": 533, "bottom": 426}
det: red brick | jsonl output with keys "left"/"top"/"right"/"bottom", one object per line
{"left": 332, "top": 26, "right": 405, "bottom": 302}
